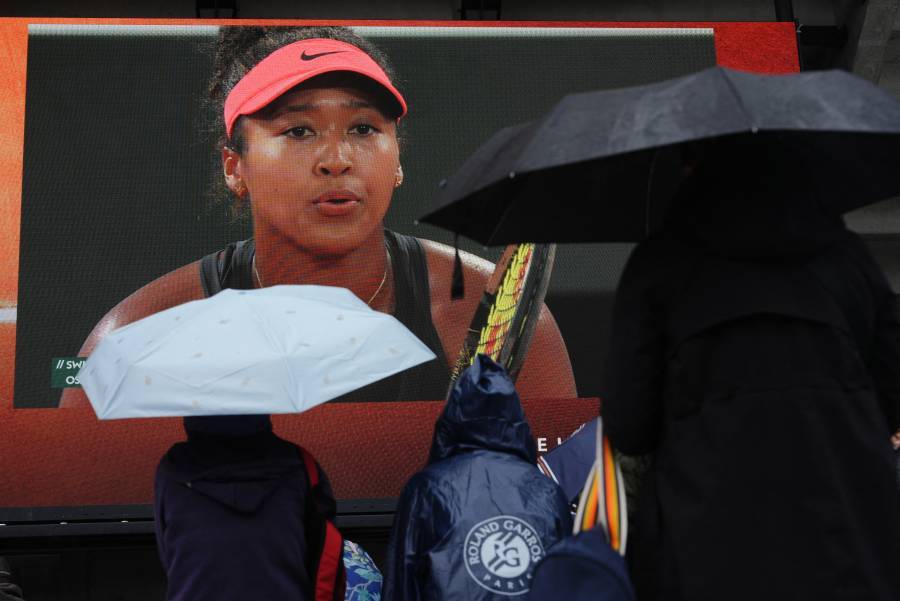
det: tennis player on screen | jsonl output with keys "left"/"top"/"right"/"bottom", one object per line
{"left": 61, "top": 26, "right": 576, "bottom": 408}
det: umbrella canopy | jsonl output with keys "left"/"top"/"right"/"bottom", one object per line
{"left": 78, "top": 285, "right": 436, "bottom": 419}
{"left": 419, "top": 66, "right": 900, "bottom": 245}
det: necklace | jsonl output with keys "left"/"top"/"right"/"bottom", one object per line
{"left": 365, "top": 258, "right": 389, "bottom": 306}
{"left": 253, "top": 252, "right": 389, "bottom": 306}
{"left": 253, "top": 258, "right": 264, "bottom": 289}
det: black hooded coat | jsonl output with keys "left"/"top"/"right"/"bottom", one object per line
{"left": 383, "top": 355, "right": 573, "bottom": 601}
{"left": 154, "top": 416, "right": 331, "bottom": 601}
{"left": 603, "top": 163, "right": 900, "bottom": 601}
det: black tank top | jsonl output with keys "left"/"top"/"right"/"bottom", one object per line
{"left": 198, "top": 229, "right": 451, "bottom": 403}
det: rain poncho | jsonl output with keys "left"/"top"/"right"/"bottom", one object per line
{"left": 384, "top": 355, "right": 572, "bottom": 600}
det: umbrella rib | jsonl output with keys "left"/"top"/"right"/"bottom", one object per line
{"left": 720, "top": 69, "right": 758, "bottom": 132}
{"left": 484, "top": 182, "right": 524, "bottom": 245}
{"left": 645, "top": 148, "right": 660, "bottom": 236}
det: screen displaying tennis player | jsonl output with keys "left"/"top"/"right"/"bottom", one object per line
{"left": 13, "top": 23, "right": 718, "bottom": 409}
{"left": 3, "top": 20, "right": 787, "bottom": 511}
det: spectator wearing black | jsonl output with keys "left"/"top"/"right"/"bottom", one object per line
{"left": 603, "top": 143, "right": 900, "bottom": 601}
{"left": 154, "top": 415, "right": 343, "bottom": 601}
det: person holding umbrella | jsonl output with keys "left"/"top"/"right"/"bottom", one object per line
{"left": 60, "top": 25, "right": 576, "bottom": 409}
{"left": 602, "top": 136, "right": 900, "bottom": 600}
{"left": 154, "top": 414, "right": 346, "bottom": 600}
{"left": 76, "top": 284, "right": 435, "bottom": 599}
{"left": 419, "top": 66, "right": 900, "bottom": 601}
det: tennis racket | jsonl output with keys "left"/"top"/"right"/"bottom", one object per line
{"left": 447, "top": 242, "right": 556, "bottom": 393}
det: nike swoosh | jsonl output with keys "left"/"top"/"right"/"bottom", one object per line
{"left": 301, "top": 50, "right": 347, "bottom": 61}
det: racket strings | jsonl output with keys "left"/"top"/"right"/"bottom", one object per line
{"left": 476, "top": 244, "right": 534, "bottom": 363}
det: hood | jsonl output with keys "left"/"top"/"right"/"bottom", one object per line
{"left": 162, "top": 426, "right": 303, "bottom": 515}
{"left": 183, "top": 414, "right": 272, "bottom": 437}
{"left": 177, "top": 458, "right": 301, "bottom": 515}
{"left": 427, "top": 354, "right": 537, "bottom": 465}
{"left": 665, "top": 135, "right": 847, "bottom": 260}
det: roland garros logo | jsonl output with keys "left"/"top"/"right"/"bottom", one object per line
{"left": 464, "top": 515, "right": 545, "bottom": 596}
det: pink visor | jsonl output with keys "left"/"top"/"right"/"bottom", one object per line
{"left": 224, "top": 38, "right": 408, "bottom": 138}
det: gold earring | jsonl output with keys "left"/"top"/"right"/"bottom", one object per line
{"left": 236, "top": 182, "right": 247, "bottom": 198}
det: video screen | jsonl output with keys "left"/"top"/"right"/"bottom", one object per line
{"left": 0, "top": 20, "right": 802, "bottom": 512}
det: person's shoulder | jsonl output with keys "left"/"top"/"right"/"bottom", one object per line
{"left": 413, "top": 455, "right": 475, "bottom": 489}
{"left": 62, "top": 260, "right": 206, "bottom": 407}
{"left": 431, "top": 450, "right": 531, "bottom": 484}
{"left": 415, "top": 238, "right": 494, "bottom": 327}
{"left": 471, "top": 449, "right": 541, "bottom": 475}
{"left": 621, "top": 232, "right": 697, "bottom": 283}
{"left": 155, "top": 442, "right": 188, "bottom": 480}
{"left": 89, "top": 260, "right": 205, "bottom": 342}
{"left": 634, "top": 231, "right": 694, "bottom": 260}
{"left": 418, "top": 237, "right": 494, "bottom": 287}
{"left": 399, "top": 465, "right": 448, "bottom": 507}
{"left": 269, "top": 436, "right": 314, "bottom": 467}
{"left": 430, "top": 453, "right": 559, "bottom": 504}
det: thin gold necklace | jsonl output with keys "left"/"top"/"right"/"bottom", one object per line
{"left": 253, "top": 252, "right": 389, "bottom": 306}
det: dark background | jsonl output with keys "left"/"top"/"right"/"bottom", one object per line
{"left": 14, "top": 25, "right": 717, "bottom": 407}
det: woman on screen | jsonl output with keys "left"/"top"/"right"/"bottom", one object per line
{"left": 61, "top": 26, "right": 576, "bottom": 407}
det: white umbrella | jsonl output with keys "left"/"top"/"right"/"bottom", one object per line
{"left": 78, "top": 285, "right": 437, "bottom": 419}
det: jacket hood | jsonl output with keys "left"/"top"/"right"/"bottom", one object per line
{"left": 183, "top": 414, "right": 272, "bottom": 437}
{"left": 160, "top": 428, "right": 302, "bottom": 515}
{"left": 427, "top": 354, "right": 537, "bottom": 465}
{"left": 666, "top": 136, "right": 847, "bottom": 260}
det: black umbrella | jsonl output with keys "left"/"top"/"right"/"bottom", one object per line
{"left": 419, "top": 66, "right": 900, "bottom": 245}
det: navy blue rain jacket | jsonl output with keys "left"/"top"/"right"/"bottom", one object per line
{"left": 384, "top": 355, "right": 573, "bottom": 601}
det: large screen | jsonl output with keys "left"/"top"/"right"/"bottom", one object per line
{"left": 0, "top": 19, "right": 799, "bottom": 516}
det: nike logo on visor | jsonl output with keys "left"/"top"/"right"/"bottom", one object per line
{"left": 301, "top": 50, "right": 347, "bottom": 61}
